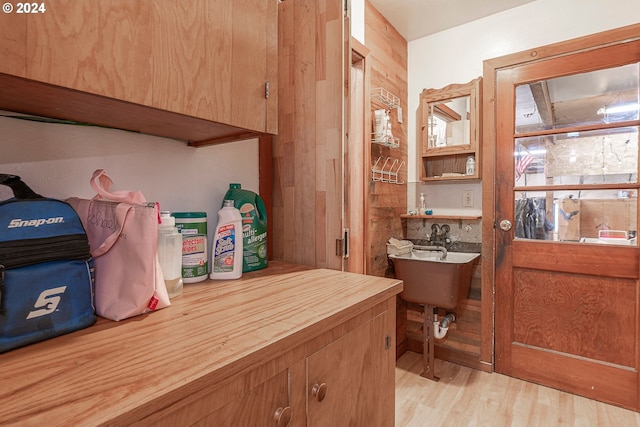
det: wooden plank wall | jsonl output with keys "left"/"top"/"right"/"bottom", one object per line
{"left": 273, "top": 0, "right": 344, "bottom": 269}
{"left": 364, "top": 1, "right": 408, "bottom": 277}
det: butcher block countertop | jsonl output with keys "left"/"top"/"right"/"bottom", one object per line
{"left": 0, "top": 261, "right": 402, "bottom": 426}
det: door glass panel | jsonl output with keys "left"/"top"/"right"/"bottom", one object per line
{"left": 514, "top": 191, "right": 638, "bottom": 245}
{"left": 513, "top": 61, "right": 639, "bottom": 246}
{"left": 514, "top": 127, "right": 638, "bottom": 186}
{"left": 515, "top": 63, "right": 639, "bottom": 133}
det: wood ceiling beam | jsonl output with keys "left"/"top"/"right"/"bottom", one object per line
{"left": 529, "top": 81, "right": 554, "bottom": 127}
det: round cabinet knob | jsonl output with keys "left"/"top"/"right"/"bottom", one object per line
{"left": 274, "top": 406, "right": 292, "bottom": 427}
{"left": 311, "top": 382, "right": 328, "bottom": 402}
{"left": 499, "top": 219, "right": 512, "bottom": 231}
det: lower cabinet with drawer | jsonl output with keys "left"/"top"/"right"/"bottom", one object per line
{"left": 135, "top": 298, "right": 395, "bottom": 427}
{"left": 145, "top": 367, "right": 291, "bottom": 427}
{"left": 0, "top": 265, "right": 402, "bottom": 427}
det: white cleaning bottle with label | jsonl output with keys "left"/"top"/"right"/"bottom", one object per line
{"left": 210, "top": 200, "right": 243, "bottom": 280}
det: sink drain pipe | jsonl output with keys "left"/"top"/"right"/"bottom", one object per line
{"left": 433, "top": 308, "right": 455, "bottom": 339}
{"left": 422, "top": 305, "right": 455, "bottom": 381}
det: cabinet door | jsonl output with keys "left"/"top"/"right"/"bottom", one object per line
{"left": 26, "top": 0, "right": 153, "bottom": 105}
{"left": 228, "top": 0, "right": 275, "bottom": 133}
{"left": 0, "top": 9, "right": 27, "bottom": 77}
{"left": 306, "top": 312, "right": 394, "bottom": 427}
{"left": 17, "top": 0, "right": 276, "bottom": 135}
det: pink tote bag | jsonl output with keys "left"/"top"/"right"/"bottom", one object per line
{"left": 67, "top": 169, "right": 170, "bottom": 321}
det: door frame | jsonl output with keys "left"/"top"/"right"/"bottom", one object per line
{"left": 482, "top": 23, "right": 640, "bottom": 373}
{"left": 345, "top": 37, "right": 370, "bottom": 274}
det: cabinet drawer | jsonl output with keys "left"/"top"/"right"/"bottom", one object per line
{"left": 133, "top": 367, "right": 289, "bottom": 427}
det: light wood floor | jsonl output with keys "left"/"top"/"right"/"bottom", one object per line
{"left": 396, "top": 351, "right": 640, "bottom": 427}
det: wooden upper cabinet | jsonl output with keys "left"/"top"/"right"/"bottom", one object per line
{"left": 151, "top": 0, "right": 232, "bottom": 126}
{"left": 0, "top": 0, "right": 277, "bottom": 145}
{"left": 0, "top": 10, "right": 27, "bottom": 77}
{"left": 25, "top": 0, "right": 153, "bottom": 105}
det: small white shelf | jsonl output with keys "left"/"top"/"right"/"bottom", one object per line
{"left": 371, "top": 133, "right": 400, "bottom": 148}
{"left": 371, "top": 87, "right": 400, "bottom": 109}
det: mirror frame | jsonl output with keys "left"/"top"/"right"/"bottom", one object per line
{"left": 419, "top": 77, "right": 482, "bottom": 155}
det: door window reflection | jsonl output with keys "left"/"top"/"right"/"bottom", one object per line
{"left": 515, "top": 63, "right": 639, "bottom": 133}
{"left": 513, "top": 62, "right": 639, "bottom": 246}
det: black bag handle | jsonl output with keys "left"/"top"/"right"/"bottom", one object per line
{"left": 0, "top": 174, "right": 42, "bottom": 199}
{"left": 0, "top": 175, "right": 42, "bottom": 314}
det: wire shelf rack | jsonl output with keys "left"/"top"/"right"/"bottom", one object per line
{"left": 371, "top": 87, "right": 400, "bottom": 109}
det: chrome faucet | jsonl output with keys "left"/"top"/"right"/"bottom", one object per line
{"left": 413, "top": 244, "right": 447, "bottom": 260}
{"left": 430, "top": 224, "right": 441, "bottom": 243}
{"left": 430, "top": 223, "right": 451, "bottom": 246}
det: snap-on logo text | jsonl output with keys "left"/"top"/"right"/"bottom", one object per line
{"left": 7, "top": 217, "right": 64, "bottom": 228}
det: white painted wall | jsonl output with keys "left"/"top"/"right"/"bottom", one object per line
{"left": 407, "top": 0, "right": 640, "bottom": 213}
{"left": 0, "top": 114, "right": 259, "bottom": 250}
{"left": 351, "top": 0, "right": 365, "bottom": 44}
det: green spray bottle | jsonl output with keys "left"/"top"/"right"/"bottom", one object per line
{"left": 222, "top": 183, "right": 268, "bottom": 272}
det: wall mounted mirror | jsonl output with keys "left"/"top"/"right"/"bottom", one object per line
{"left": 426, "top": 95, "right": 470, "bottom": 148}
{"left": 420, "top": 77, "right": 481, "bottom": 155}
{"left": 419, "top": 77, "right": 482, "bottom": 180}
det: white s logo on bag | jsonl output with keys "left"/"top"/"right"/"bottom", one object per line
{"left": 26, "top": 286, "right": 67, "bottom": 319}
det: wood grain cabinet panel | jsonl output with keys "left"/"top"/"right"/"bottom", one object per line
{"left": 161, "top": 304, "right": 396, "bottom": 427}
{"left": 0, "top": 265, "right": 401, "bottom": 426}
{"left": 307, "top": 312, "right": 394, "bottom": 427}
{"left": 137, "top": 368, "right": 290, "bottom": 427}
{"left": 135, "top": 300, "right": 395, "bottom": 427}
{"left": 0, "top": 10, "right": 27, "bottom": 77}
{"left": 151, "top": 0, "right": 227, "bottom": 123}
{"left": 193, "top": 370, "right": 289, "bottom": 427}
{"left": 0, "top": 0, "right": 277, "bottom": 144}
{"left": 26, "top": 0, "right": 153, "bottom": 105}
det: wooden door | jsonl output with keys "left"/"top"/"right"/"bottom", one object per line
{"left": 494, "top": 38, "right": 640, "bottom": 409}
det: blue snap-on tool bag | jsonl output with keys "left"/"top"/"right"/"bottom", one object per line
{"left": 0, "top": 174, "right": 95, "bottom": 353}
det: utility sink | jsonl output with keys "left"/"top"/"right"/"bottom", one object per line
{"left": 389, "top": 248, "right": 480, "bottom": 309}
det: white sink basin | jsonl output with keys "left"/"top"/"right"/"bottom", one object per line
{"left": 409, "top": 250, "right": 480, "bottom": 264}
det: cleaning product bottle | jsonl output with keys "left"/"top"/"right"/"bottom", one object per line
{"left": 158, "top": 211, "right": 183, "bottom": 298}
{"left": 172, "top": 212, "right": 208, "bottom": 283}
{"left": 223, "top": 183, "right": 268, "bottom": 272}
{"left": 210, "top": 200, "right": 243, "bottom": 280}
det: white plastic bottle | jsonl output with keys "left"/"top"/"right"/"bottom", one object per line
{"left": 466, "top": 156, "right": 476, "bottom": 176}
{"left": 210, "top": 200, "right": 243, "bottom": 280}
{"left": 158, "top": 211, "right": 183, "bottom": 298}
